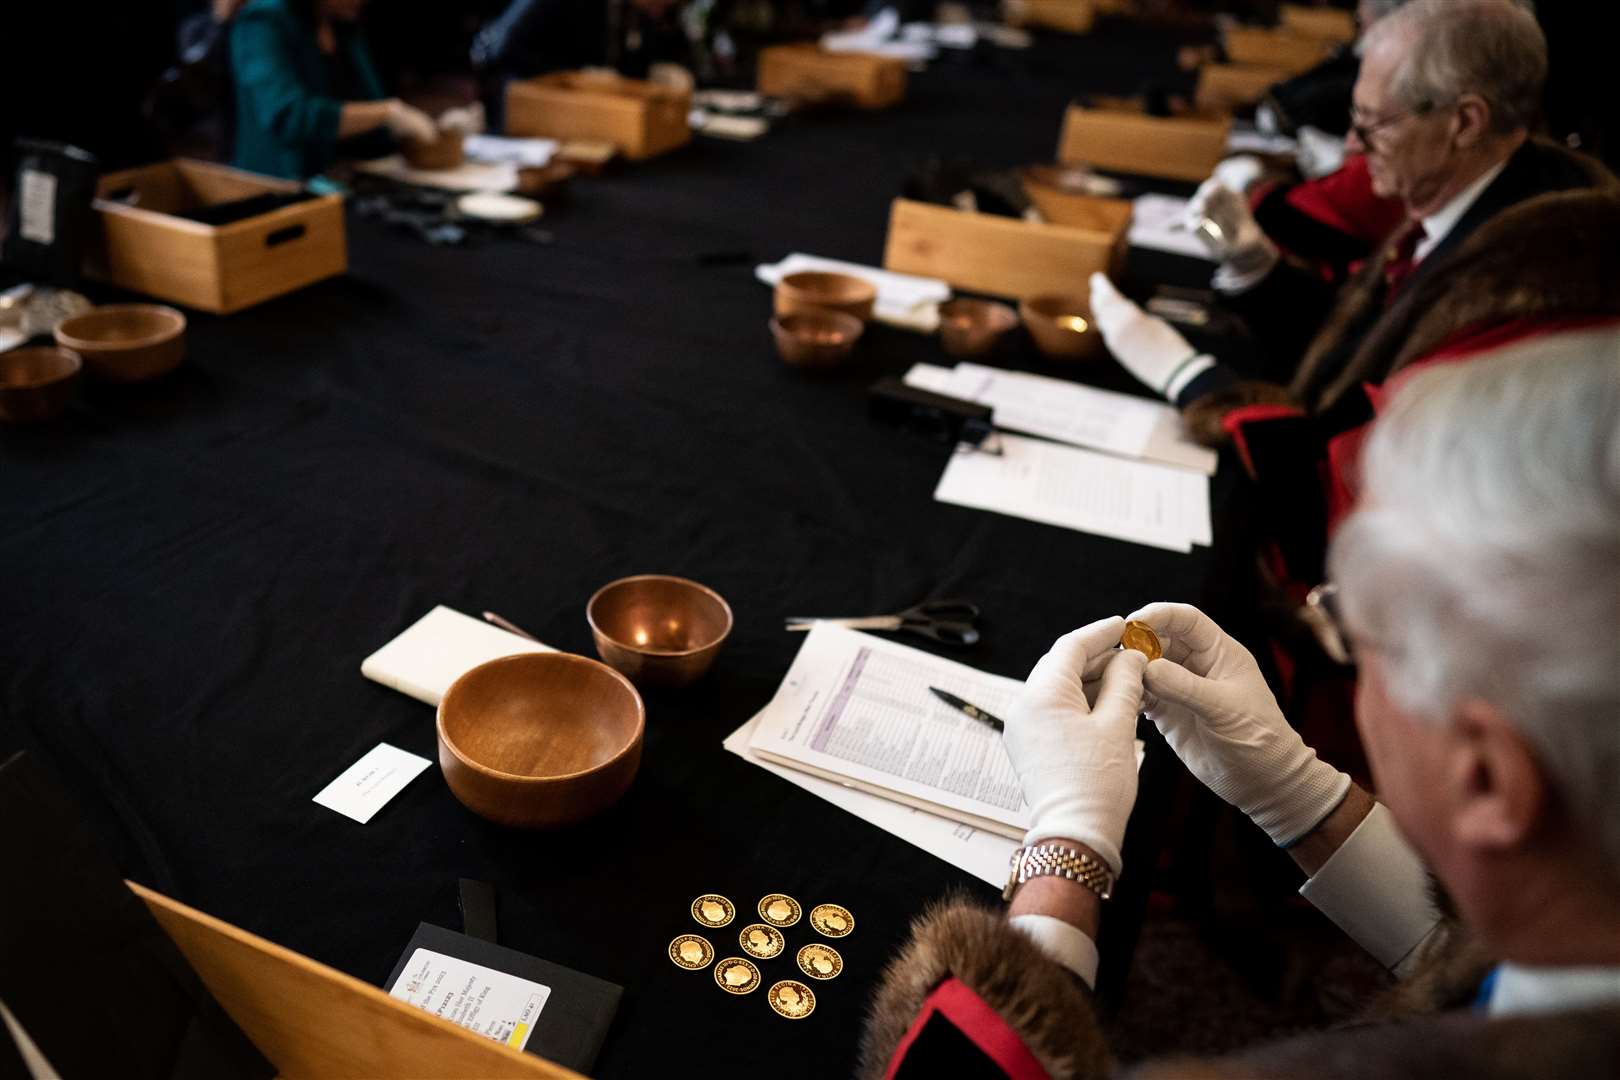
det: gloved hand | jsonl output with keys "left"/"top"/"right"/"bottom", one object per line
{"left": 1088, "top": 273, "right": 1208, "bottom": 399}
{"left": 1186, "top": 179, "right": 1277, "bottom": 279}
{"left": 437, "top": 103, "right": 485, "bottom": 136}
{"left": 383, "top": 100, "right": 438, "bottom": 145}
{"left": 1004, "top": 616, "right": 1148, "bottom": 875}
{"left": 1127, "top": 603, "right": 1351, "bottom": 846}
{"left": 1296, "top": 125, "right": 1348, "bottom": 179}
{"left": 1211, "top": 154, "right": 1265, "bottom": 194}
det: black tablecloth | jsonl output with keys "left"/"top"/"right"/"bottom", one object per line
{"left": 2, "top": 22, "right": 1243, "bottom": 1078}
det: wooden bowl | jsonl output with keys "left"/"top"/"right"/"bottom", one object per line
{"left": 0, "top": 346, "right": 81, "bottom": 423}
{"left": 774, "top": 272, "right": 876, "bottom": 322}
{"left": 402, "top": 128, "right": 465, "bottom": 171}
{"left": 587, "top": 575, "right": 733, "bottom": 689}
{"left": 437, "top": 652, "right": 645, "bottom": 828}
{"left": 1020, "top": 294, "right": 1105, "bottom": 361}
{"left": 514, "top": 161, "right": 576, "bottom": 204}
{"left": 1021, "top": 166, "right": 1132, "bottom": 231}
{"left": 54, "top": 304, "right": 186, "bottom": 382}
{"left": 769, "top": 311, "right": 863, "bottom": 369}
{"left": 938, "top": 298, "right": 1018, "bottom": 358}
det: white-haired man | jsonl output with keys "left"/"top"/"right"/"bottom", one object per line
{"left": 861, "top": 324, "right": 1620, "bottom": 1078}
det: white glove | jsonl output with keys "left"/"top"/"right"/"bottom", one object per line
{"left": 1186, "top": 179, "right": 1278, "bottom": 282}
{"left": 1088, "top": 273, "right": 1210, "bottom": 399}
{"left": 437, "top": 103, "right": 486, "bottom": 135}
{"left": 1128, "top": 603, "right": 1351, "bottom": 847}
{"left": 383, "top": 100, "right": 438, "bottom": 145}
{"left": 1004, "top": 616, "right": 1148, "bottom": 875}
{"left": 1296, "top": 125, "right": 1348, "bottom": 179}
{"left": 1211, "top": 154, "right": 1265, "bottom": 194}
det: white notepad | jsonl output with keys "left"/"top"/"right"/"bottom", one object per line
{"left": 361, "top": 605, "right": 553, "bottom": 706}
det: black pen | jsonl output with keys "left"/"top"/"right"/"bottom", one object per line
{"left": 929, "top": 687, "right": 1005, "bottom": 733}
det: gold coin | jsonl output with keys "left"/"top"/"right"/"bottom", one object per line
{"left": 795, "top": 943, "right": 843, "bottom": 980}
{"left": 713, "top": 957, "right": 761, "bottom": 995}
{"left": 668, "top": 934, "right": 714, "bottom": 970}
{"left": 767, "top": 979, "right": 817, "bottom": 1019}
{"left": 739, "top": 923, "right": 785, "bottom": 960}
{"left": 691, "top": 894, "right": 735, "bottom": 928}
{"left": 757, "top": 893, "right": 802, "bottom": 927}
{"left": 808, "top": 903, "right": 854, "bottom": 938}
{"left": 1120, "top": 620, "right": 1163, "bottom": 662}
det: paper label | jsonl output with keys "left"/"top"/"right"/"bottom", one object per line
{"left": 18, "top": 169, "right": 57, "bottom": 245}
{"left": 311, "top": 742, "right": 431, "bottom": 823}
{"left": 389, "top": 948, "right": 551, "bottom": 1051}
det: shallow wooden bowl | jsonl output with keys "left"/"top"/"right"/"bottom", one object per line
{"left": 1020, "top": 294, "right": 1105, "bottom": 361}
{"left": 1020, "top": 166, "right": 1132, "bottom": 232}
{"left": 513, "top": 161, "right": 576, "bottom": 203}
{"left": 587, "top": 574, "right": 734, "bottom": 689}
{"left": 769, "top": 311, "right": 863, "bottom": 369}
{"left": 938, "top": 298, "right": 1018, "bottom": 358}
{"left": 54, "top": 304, "right": 186, "bottom": 382}
{"left": 403, "top": 128, "right": 465, "bottom": 171}
{"left": 437, "top": 652, "right": 645, "bottom": 828}
{"left": 774, "top": 271, "right": 877, "bottom": 322}
{"left": 0, "top": 346, "right": 81, "bottom": 423}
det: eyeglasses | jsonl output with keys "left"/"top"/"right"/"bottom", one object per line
{"left": 1348, "top": 99, "right": 1449, "bottom": 147}
{"left": 1303, "top": 582, "right": 1354, "bottom": 666}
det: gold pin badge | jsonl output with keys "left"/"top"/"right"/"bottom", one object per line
{"left": 691, "top": 894, "right": 735, "bottom": 928}
{"left": 796, "top": 943, "right": 842, "bottom": 980}
{"left": 669, "top": 934, "right": 714, "bottom": 971}
{"left": 739, "top": 923, "right": 785, "bottom": 960}
{"left": 714, "top": 957, "right": 761, "bottom": 995}
{"left": 757, "top": 893, "right": 802, "bottom": 928}
{"left": 1120, "top": 621, "right": 1163, "bottom": 661}
{"left": 767, "top": 979, "right": 817, "bottom": 1019}
{"left": 809, "top": 903, "right": 854, "bottom": 938}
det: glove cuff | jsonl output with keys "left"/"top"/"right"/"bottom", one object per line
{"left": 1022, "top": 794, "right": 1127, "bottom": 879}
{"left": 1254, "top": 753, "right": 1352, "bottom": 848}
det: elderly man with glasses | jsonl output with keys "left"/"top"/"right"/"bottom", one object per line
{"left": 861, "top": 324, "right": 1620, "bottom": 1080}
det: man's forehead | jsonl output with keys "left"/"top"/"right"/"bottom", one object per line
{"left": 1354, "top": 40, "right": 1401, "bottom": 108}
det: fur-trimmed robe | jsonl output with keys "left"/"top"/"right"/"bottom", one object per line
{"left": 858, "top": 899, "right": 1620, "bottom": 1080}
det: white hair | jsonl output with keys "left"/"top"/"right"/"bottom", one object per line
{"left": 1362, "top": 0, "right": 1547, "bottom": 134}
{"left": 1330, "top": 325, "right": 1620, "bottom": 878}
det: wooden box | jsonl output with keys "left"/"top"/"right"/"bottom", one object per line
{"left": 757, "top": 44, "right": 907, "bottom": 110}
{"left": 131, "top": 881, "right": 580, "bottom": 1079}
{"left": 91, "top": 159, "right": 345, "bottom": 315}
{"left": 1222, "top": 27, "right": 1334, "bottom": 74}
{"left": 1057, "top": 104, "right": 1231, "bottom": 183}
{"left": 882, "top": 198, "right": 1123, "bottom": 301}
{"left": 1280, "top": 4, "right": 1356, "bottom": 43}
{"left": 506, "top": 71, "right": 691, "bottom": 160}
{"left": 1195, "top": 63, "right": 1294, "bottom": 114}
{"left": 1009, "top": 0, "right": 1097, "bottom": 34}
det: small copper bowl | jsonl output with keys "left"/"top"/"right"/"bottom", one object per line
{"left": 0, "top": 346, "right": 81, "bottom": 423}
{"left": 514, "top": 161, "right": 576, "bottom": 203}
{"left": 774, "top": 271, "right": 877, "bottom": 322}
{"left": 402, "top": 128, "right": 465, "bottom": 170}
{"left": 587, "top": 574, "right": 734, "bottom": 689}
{"left": 769, "top": 311, "right": 863, "bottom": 369}
{"left": 1020, "top": 294, "right": 1105, "bottom": 361}
{"left": 54, "top": 304, "right": 186, "bottom": 382}
{"left": 437, "top": 652, "right": 645, "bottom": 828}
{"left": 938, "top": 298, "right": 1018, "bottom": 358}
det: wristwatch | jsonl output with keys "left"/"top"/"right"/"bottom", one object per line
{"left": 1002, "top": 843, "right": 1115, "bottom": 902}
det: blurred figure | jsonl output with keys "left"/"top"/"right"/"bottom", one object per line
{"left": 231, "top": 0, "right": 436, "bottom": 179}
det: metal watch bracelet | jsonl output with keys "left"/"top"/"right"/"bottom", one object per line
{"left": 1002, "top": 842, "right": 1115, "bottom": 902}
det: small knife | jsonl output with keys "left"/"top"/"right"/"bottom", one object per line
{"left": 928, "top": 687, "right": 1005, "bottom": 733}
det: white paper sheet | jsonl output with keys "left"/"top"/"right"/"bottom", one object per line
{"left": 755, "top": 253, "right": 950, "bottom": 332}
{"left": 354, "top": 155, "right": 519, "bottom": 193}
{"left": 1127, "top": 194, "right": 1217, "bottom": 261}
{"left": 935, "top": 433, "right": 1212, "bottom": 552}
{"left": 463, "top": 134, "right": 558, "bottom": 167}
{"left": 312, "top": 742, "right": 433, "bottom": 824}
{"left": 389, "top": 948, "right": 550, "bottom": 1050}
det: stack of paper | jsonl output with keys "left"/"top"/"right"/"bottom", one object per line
{"left": 463, "top": 135, "right": 559, "bottom": 168}
{"left": 755, "top": 253, "right": 951, "bottom": 332}
{"left": 1127, "top": 194, "right": 1216, "bottom": 261}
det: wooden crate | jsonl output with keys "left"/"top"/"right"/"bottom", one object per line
{"left": 1280, "top": 4, "right": 1356, "bottom": 43}
{"left": 1222, "top": 27, "right": 1334, "bottom": 74}
{"left": 506, "top": 71, "right": 690, "bottom": 160}
{"left": 1195, "top": 62, "right": 1294, "bottom": 113}
{"left": 90, "top": 159, "right": 345, "bottom": 315}
{"left": 1009, "top": 0, "right": 1097, "bottom": 34}
{"left": 1057, "top": 105, "right": 1231, "bottom": 183}
{"left": 131, "top": 881, "right": 580, "bottom": 1079}
{"left": 882, "top": 198, "right": 1122, "bottom": 300}
{"left": 757, "top": 44, "right": 906, "bottom": 110}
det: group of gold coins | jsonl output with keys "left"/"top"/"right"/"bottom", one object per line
{"left": 668, "top": 893, "right": 854, "bottom": 1020}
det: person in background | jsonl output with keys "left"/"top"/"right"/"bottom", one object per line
{"left": 860, "top": 324, "right": 1620, "bottom": 1079}
{"left": 230, "top": 0, "right": 436, "bottom": 180}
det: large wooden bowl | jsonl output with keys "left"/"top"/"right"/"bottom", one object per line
{"left": 938, "top": 298, "right": 1018, "bottom": 358}
{"left": 1020, "top": 294, "right": 1105, "bottom": 361}
{"left": 587, "top": 575, "right": 733, "bottom": 689}
{"left": 436, "top": 653, "right": 645, "bottom": 828}
{"left": 54, "top": 304, "right": 186, "bottom": 382}
{"left": 402, "top": 128, "right": 465, "bottom": 171}
{"left": 0, "top": 346, "right": 81, "bottom": 423}
{"left": 769, "top": 310, "right": 863, "bottom": 369}
{"left": 773, "top": 272, "right": 876, "bottom": 322}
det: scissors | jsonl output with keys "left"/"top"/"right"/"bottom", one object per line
{"left": 784, "top": 599, "right": 982, "bottom": 647}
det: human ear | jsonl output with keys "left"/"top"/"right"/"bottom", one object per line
{"left": 1448, "top": 698, "right": 1546, "bottom": 852}
{"left": 1452, "top": 94, "right": 1491, "bottom": 149}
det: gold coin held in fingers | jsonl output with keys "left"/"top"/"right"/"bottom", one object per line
{"left": 739, "top": 923, "right": 785, "bottom": 960}
{"left": 669, "top": 934, "right": 714, "bottom": 970}
{"left": 691, "top": 894, "right": 735, "bottom": 927}
{"left": 768, "top": 979, "right": 817, "bottom": 1019}
{"left": 1121, "top": 620, "right": 1163, "bottom": 661}
{"left": 809, "top": 903, "right": 854, "bottom": 938}
{"left": 758, "top": 893, "right": 802, "bottom": 927}
{"left": 714, "top": 957, "right": 761, "bottom": 995}
{"left": 796, "top": 943, "right": 843, "bottom": 980}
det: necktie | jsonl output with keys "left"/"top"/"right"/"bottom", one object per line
{"left": 1382, "top": 221, "right": 1428, "bottom": 301}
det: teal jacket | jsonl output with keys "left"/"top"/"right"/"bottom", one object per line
{"left": 230, "top": 0, "right": 389, "bottom": 179}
